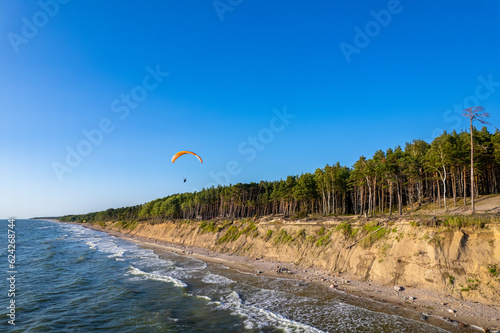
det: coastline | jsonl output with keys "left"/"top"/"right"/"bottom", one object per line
{"left": 76, "top": 221, "right": 499, "bottom": 333}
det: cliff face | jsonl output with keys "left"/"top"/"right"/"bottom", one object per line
{"left": 102, "top": 219, "right": 500, "bottom": 305}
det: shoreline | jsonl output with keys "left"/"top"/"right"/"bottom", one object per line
{"left": 77, "top": 222, "right": 499, "bottom": 333}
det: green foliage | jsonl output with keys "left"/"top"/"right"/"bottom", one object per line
{"left": 221, "top": 220, "right": 234, "bottom": 230}
{"left": 117, "top": 220, "right": 138, "bottom": 230}
{"left": 443, "top": 216, "right": 487, "bottom": 229}
{"left": 359, "top": 227, "right": 388, "bottom": 248}
{"left": 318, "top": 227, "right": 325, "bottom": 236}
{"left": 488, "top": 264, "right": 499, "bottom": 277}
{"left": 336, "top": 222, "right": 354, "bottom": 238}
{"left": 200, "top": 221, "right": 218, "bottom": 233}
{"left": 293, "top": 210, "right": 308, "bottom": 219}
{"left": 217, "top": 226, "right": 240, "bottom": 243}
{"left": 200, "top": 220, "right": 233, "bottom": 234}
{"left": 306, "top": 235, "right": 316, "bottom": 243}
{"left": 292, "top": 173, "right": 318, "bottom": 214}
{"left": 264, "top": 229, "right": 273, "bottom": 241}
{"left": 315, "top": 231, "right": 332, "bottom": 247}
{"left": 59, "top": 205, "right": 142, "bottom": 224}
{"left": 241, "top": 221, "right": 259, "bottom": 238}
{"left": 459, "top": 278, "right": 480, "bottom": 292}
{"left": 199, "top": 220, "right": 208, "bottom": 231}
{"left": 215, "top": 220, "right": 258, "bottom": 243}
{"left": 447, "top": 275, "right": 455, "bottom": 285}
{"left": 362, "top": 221, "right": 379, "bottom": 232}
{"left": 294, "top": 229, "right": 307, "bottom": 241}
{"left": 274, "top": 229, "right": 293, "bottom": 245}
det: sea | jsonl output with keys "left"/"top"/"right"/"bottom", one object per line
{"left": 0, "top": 219, "right": 457, "bottom": 332}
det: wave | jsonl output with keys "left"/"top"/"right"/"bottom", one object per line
{"left": 217, "top": 291, "right": 325, "bottom": 333}
{"left": 86, "top": 241, "right": 96, "bottom": 250}
{"left": 202, "top": 273, "right": 236, "bottom": 286}
{"left": 134, "top": 249, "right": 175, "bottom": 269}
{"left": 56, "top": 234, "right": 68, "bottom": 240}
{"left": 187, "top": 294, "right": 213, "bottom": 302}
{"left": 82, "top": 237, "right": 126, "bottom": 258}
{"left": 127, "top": 266, "right": 187, "bottom": 288}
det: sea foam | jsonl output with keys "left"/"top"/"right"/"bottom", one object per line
{"left": 128, "top": 266, "right": 187, "bottom": 288}
{"left": 202, "top": 273, "right": 236, "bottom": 285}
{"left": 217, "top": 291, "right": 325, "bottom": 333}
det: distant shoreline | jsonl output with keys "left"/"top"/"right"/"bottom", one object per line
{"left": 61, "top": 220, "right": 499, "bottom": 333}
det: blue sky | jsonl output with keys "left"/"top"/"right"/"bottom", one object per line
{"left": 1, "top": 0, "right": 499, "bottom": 218}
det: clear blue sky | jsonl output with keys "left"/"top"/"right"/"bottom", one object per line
{"left": 1, "top": 0, "right": 499, "bottom": 218}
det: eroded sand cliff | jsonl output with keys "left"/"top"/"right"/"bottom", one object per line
{"left": 100, "top": 217, "right": 500, "bottom": 306}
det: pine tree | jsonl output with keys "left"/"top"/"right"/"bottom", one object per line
{"left": 462, "top": 107, "right": 491, "bottom": 214}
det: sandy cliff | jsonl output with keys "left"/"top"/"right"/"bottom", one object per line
{"left": 99, "top": 217, "right": 500, "bottom": 306}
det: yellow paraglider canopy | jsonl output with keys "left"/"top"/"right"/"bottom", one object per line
{"left": 171, "top": 151, "right": 203, "bottom": 164}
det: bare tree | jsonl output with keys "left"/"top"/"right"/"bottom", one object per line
{"left": 462, "top": 106, "right": 490, "bottom": 214}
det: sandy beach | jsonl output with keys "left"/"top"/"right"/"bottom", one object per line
{"left": 80, "top": 222, "right": 500, "bottom": 333}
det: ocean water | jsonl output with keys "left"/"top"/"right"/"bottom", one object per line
{"left": 0, "top": 220, "right": 455, "bottom": 332}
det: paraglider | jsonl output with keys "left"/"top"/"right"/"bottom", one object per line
{"left": 171, "top": 151, "right": 203, "bottom": 164}
{"left": 172, "top": 151, "right": 203, "bottom": 183}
